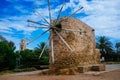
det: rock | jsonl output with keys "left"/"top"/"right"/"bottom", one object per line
{"left": 91, "top": 64, "right": 105, "bottom": 71}
{"left": 69, "top": 67, "right": 78, "bottom": 75}
{"left": 59, "top": 68, "right": 69, "bottom": 75}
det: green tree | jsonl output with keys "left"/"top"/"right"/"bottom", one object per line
{"left": 20, "top": 49, "right": 36, "bottom": 68}
{"left": 15, "top": 42, "right": 49, "bottom": 69}
{"left": 115, "top": 42, "right": 120, "bottom": 54}
{"left": 0, "top": 35, "right": 16, "bottom": 71}
{"left": 96, "top": 36, "right": 113, "bottom": 60}
{"left": 34, "top": 42, "right": 49, "bottom": 65}
{"left": 0, "top": 41, "right": 8, "bottom": 70}
{"left": 15, "top": 50, "right": 21, "bottom": 67}
{"left": 7, "top": 41, "right": 16, "bottom": 69}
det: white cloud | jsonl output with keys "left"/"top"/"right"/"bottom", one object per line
{"left": 14, "top": 5, "right": 30, "bottom": 14}
{"left": 1, "top": 0, "right": 120, "bottom": 50}
{"left": 0, "top": 17, "right": 35, "bottom": 33}
{"left": 77, "top": 0, "right": 120, "bottom": 40}
{"left": 55, "top": 0, "right": 120, "bottom": 43}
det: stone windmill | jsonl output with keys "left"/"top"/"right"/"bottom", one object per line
{"left": 27, "top": 0, "right": 105, "bottom": 74}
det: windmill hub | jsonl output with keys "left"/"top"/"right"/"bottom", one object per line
{"left": 55, "top": 23, "right": 62, "bottom": 29}
{"left": 53, "top": 23, "right": 62, "bottom": 32}
{"left": 50, "top": 20, "right": 62, "bottom": 32}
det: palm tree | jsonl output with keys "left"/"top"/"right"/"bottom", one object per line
{"left": 34, "top": 42, "right": 49, "bottom": 65}
{"left": 34, "top": 42, "right": 49, "bottom": 56}
{"left": 35, "top": 42, "right": 46, "bottom": 50}
{"left": 115, "top": 42, "right": 120, "bottom": 54}
{"left": 96, "top": 36, "right": 113, "bottom": 58}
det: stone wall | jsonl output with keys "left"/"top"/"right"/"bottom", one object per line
{"left": 49, "top": 17, "right": 101, "bottom": 73}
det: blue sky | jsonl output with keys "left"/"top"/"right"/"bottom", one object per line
{"left": 0, "top": 0, "right": 120, "bottom": 50}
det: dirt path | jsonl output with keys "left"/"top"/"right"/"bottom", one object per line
{"left": 0, "top": 70, "right": 120, "bottom": 80}
{"left": 0, "top": 64, "right": 120, "bottom": 80}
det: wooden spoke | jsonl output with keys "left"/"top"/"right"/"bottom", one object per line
{"left": 35, "top": 9, "right": 50, "bottom": 25}
{"left": 62, "top": 28, "right": 85, "bottom": 32}
{"left": 68, "top": 6, "right": 83, "bottom": 18}
{"left": 27, "top": 28, "right": 50, "bottom": 45}
{"left": 39, "top": 38, "right": 49, "bottom": 59}
{"left": 54, "top": 30, "right": 73, "bottom": 52}
{"left": 63, "top": 6, "right": 83, "bottom": 20}
{"left": 28, "top": 26, "right": 48, "bottom": 29}
{"left": 55, "top": 0, "right": 66, "bottom": 24}
{"left": 51, "top": 33, "right": 54, "bottom": 63}
{"left": 27, "top": 20, "right": 49, "bottom": 27}
{"left": 48, "top": 0, "right": 52, "bottom": 23}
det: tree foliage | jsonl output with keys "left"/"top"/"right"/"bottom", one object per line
{"left": 97, "top": 36, "right": 113, "bottom": 54}
{"left": 96, "top": 36, "right": 120, "bottom": 61}
{"left": 34, "top": 42, "right": 49, "bottom": 65}
{"left": 15, "top": 42, "right": 49, "bottom": 69}
{"left": 0, "top": 35, "right": 16, "bottom": 71}
{"left": 115, "top": 42, "right": 120, "bottom": 54}
{"left": 19, "top": 49, "right": 37, "bottom": 68}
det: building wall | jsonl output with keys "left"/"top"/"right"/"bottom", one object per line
{"left": 49, "top": 17, "right": 100, "bottom": 71}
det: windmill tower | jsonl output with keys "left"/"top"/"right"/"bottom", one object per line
{"left": 20, "top": 38, "right": 26, "bottom": 51}
{"left": 27, "top": 0, "right": 105, "bottom": 74}
{"left": 48, "top": 17, "right": 103, "bottom": 74}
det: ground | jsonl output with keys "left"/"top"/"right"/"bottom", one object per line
{"left": 0, "top": 64, "right": 120, "bottom": 80}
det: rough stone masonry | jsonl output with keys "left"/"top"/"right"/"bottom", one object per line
{"left": 49, "top": 17, "right": 104, "bottom": 74}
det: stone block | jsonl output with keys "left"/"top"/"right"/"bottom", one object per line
{"left": 91, "top": 64, "right": 105, "bottom": 71}
{"left": 59, "top": 68, "right": 69, "bottom": 75}
{"left": 86, "top": 65, "right": 92, "bottom": 71}
{"left": 69, "top": 67, "right": 78, "bottom": 75}
{"left": 78, "top": 66, "right": 88, "bottom": 73}
{"left": 59, "top": 67, "right": 78, "bottom": 75}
